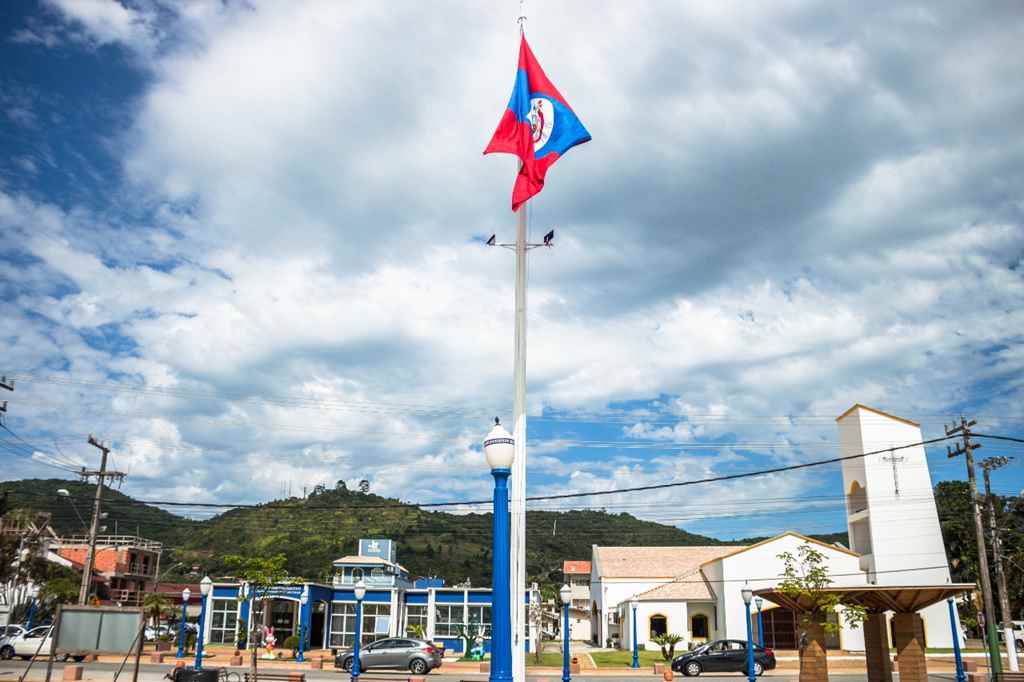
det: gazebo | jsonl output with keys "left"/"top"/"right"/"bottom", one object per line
{"left": 754, "top": 584, "right": 976, "bottom": 682}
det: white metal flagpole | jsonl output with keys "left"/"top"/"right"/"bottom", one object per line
{"left": 510, "top": 201, "right": 528, "bottom": 682}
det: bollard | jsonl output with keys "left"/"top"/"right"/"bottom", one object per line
{"left": 229, "top": 656, "right": 242, "bottom": 666}
{"left": 308, "top": 658, "right": 322, "bottom": 669}
{"left": 663, "top": 671, "right": 674, "bottom": 682}
{"left": 654, "top": 663, "right": 665, "bottom": 674}
{"left": 62, "top": 665, "right": 84, "bottom": 681}
{"left": 151, "top": 653, "right": 165, "bottom": 663}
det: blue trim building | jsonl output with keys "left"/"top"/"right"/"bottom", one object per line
{"left": 199, "top": 539, "right": 538, "bottom": 654}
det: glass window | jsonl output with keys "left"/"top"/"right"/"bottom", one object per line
{"left": 467, "top": 605, "right": 491, "bottom": 638}
{"left": 405, "top": 605, "right": 428, "bottom": 636}
{"left": 433, "top": 604, "right": 465, "bottom": 637}
{"left": 691, "top": 614, "right": 709, "bottom": 639}
{"left": 209, "top": 599, "right": 238, "bottom": 644}
{"left": 329, "top": 602, "right": 391, "bottom": 647}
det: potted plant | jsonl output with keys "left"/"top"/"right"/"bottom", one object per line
{"left": 283, "top": 635, "right": 300, "bottom": 659}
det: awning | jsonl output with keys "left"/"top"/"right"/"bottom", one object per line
{"left": 753, "top": 584, "right": 976, "bottom": 613}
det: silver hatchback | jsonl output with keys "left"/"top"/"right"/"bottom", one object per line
{"left": 335, "top": 637, "right": 443, "bottom": 675}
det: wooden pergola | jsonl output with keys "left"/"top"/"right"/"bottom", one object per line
{"left": 754, "top": 584, "right": 976, "bottom": 682}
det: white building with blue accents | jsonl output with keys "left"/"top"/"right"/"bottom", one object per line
{"left": 201, "top": 538, "right": 538, "bottom": 655}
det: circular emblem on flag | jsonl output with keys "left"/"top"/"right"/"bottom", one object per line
{"left": 529, "top": 97, "right": 554, "bottom": 151}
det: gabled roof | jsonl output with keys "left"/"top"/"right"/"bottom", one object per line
{"left": 593, "top": 546, "right": 740, "bottom": 578}
{"left": 563, "top": 561, "right": 591, "bottom": 575}
{"left": 703, "top": 531, "right": 859, "bottom": 566}
{"left": 636, "top": 569, "right": 716, "bottom": 602}
{"left": 835, "top": 403, "right": 919, "bottom": 427}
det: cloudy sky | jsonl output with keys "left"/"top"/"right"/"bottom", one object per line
{"left": 1, "top": 0, "right": 1023, "bottom": 541}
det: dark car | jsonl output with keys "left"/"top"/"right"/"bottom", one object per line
{"left": 672, "top": 639, "right": 776, "bottom": 677}
{"left": 334, "top": 637, "right": 443, "bottom": 675}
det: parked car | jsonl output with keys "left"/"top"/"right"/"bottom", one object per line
{"left": 0, "top": 626, "right": 85, "bottom": 662}
{"left": 334, "top": 637, "right": 442, "bottom": 674}
{"left": 0, "top": 625, "right": 27, "bottom": 644}
{"left": 672, "top": 639, "right": 776, "bottom": 677}
{"left": 144, "top": 624, "right": 174, "bottom": 642}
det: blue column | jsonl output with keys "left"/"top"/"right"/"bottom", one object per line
{"left": 744, "top": 602, "right": 755, "bottom": 682}
{"left": 351, "top": 599, "right": 363, "bottom": 681}
{"left": 177, "top": 600, "right": 188, "bottom": 658}
{"left": 562, "top": 602, "right": 571, "bottom": 682}
{"left": 25, "top": 600, "right": 36, "bottom": 630}
{"left": 490, "top": 468, "right": 513, "bottom": 682}
{"left": 195, "top": 594, "right": 209, "bottom": 670}
{"left": 631, "top": 605, "right": 639, "bottom": 669}
{"left": 756, "top": 605, "right": 764, "bottom": 648}
{"left": 297, "top": 601, "right": 306, "bottom": 662}
{"left": 948, "top": 598, "right": 966, "bottom": 682}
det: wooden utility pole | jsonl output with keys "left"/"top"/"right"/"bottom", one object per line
{"left": 77, "top": 435, "right": 126, "bottom": 605}
{"left": 0, "top": 375, "right": 13, "bottom": 425}
{"left": 946, "top": 417, "right": 1001, "bottom": 678}
{"left": 981, "top": 456, "right": 1019, "bottom": 672}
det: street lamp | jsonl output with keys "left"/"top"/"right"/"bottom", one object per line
{"left": 484, "top": 418, "right": 514, "bottom": 682}
{"left": 754, "top": 597, "right": 764, "bottom": 648}
{"left": 298, "top": 585, "right": 309, "bottom": 662}
{"left": 629, "top": 597, "right": 639, "bottom": 669}
{"left": 741, "top": 587, "right": 755, "bottom": 682}
{"left": 177, "top": 587, "right": 191, "bottom": 659}
{"left": 560, "top": 584, "right": 572, "bottom": 682}
{"left": 195, "top": 576, "right": 212, "bottom": 670}
{"left": 948, "top": 598, "right": 966, "bottom": 682}
{"left": 239, "top": 582, "right": 252, "bottom": 650}
{"left": 351, "top": 580, "right": 366, "bottom": 682}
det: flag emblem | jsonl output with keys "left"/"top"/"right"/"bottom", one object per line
{"left": 529, "top": 98, "right": 553, "bottom": 150}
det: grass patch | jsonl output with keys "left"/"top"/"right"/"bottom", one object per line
{"left": 526, "top": 653, "right": 571, "bottom": 667}
{"left": 590, "top": 650, "right": 665, "bottom": 668}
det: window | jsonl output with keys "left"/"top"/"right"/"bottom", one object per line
{"left": 209, "top": 599, "right": 238, "bottom": 644}
{"left": 649, "top": 614, "right": 667, "bottom": 638}
{"left": 434, "top": 604, "right": 465, "bottom": 637}
{"left": 329, "top": 602, "right": 391, "bottom": 647}
{"left": 352, "top": 568, "right": 364, "bottom": 581}
{"left": 405, "top": 605, "right": 428, "bottom": 636}
{"left": 468, "top": 605, "right": 491, "bottom": 638}
{"left": 691, "top": 614, "right": 709, "bottom": 639}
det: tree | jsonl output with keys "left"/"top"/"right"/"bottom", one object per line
{"left": 223, "top": 555, "right": 294, "bottom": 680}
{"left": 777, "top": 543, "right": 866, "bottom": 634}
{"left": 143, "top": 592, "right": 170, "bottom": 628}
{"left": 335, "top": 480, "right": 348, "bottom": 491}
{"left": 39, "top": 577, "right": 78, "bottom": 608}
{"left": 358, "top": 480, "right": 370, "bottom": 494}
{"left": 652, "top": 633, "right": 683, "bottom": 661}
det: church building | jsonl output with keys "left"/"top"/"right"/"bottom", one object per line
{"left": 590, "top": 404, "right": 962, "bottom": 652}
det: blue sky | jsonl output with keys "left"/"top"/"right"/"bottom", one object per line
{"left": 1, "top": 0, "right": 1023, "bottom": 541}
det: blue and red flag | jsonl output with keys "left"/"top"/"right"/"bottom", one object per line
{"left": 484, "top": 34, "right": 590, "bottom": 211}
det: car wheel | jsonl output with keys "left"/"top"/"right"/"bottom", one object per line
{"left": 409, "top": 659, "right": 428, "bottom": 675}
{"left": 19, "top": 656, "right": 32, "bottom": 661}
{"left": 753, "top": 661, "right": 764, "bottom": 677}
{"left": 0, "top": 646, "right": 14, "bottom": 660}
{"left": 72, "top": 656, "right": 86, "bottom": 663}
{"left": 684, "top": 661, "right": 701, "bottom": 677}
{"left": 341, "top": 657, "right": 353, "bottom": 672}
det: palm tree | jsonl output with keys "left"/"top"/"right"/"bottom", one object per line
{"left": 652, "top": 633, "right": 683, "bottom": 661}
{"left": 143, "top": 592, "right": 170, "bottom": 628}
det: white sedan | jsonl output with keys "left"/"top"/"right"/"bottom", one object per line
{"left": 0, "top": 626, "right": 83, "bottom": 662}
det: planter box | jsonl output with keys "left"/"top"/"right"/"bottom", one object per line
{"left": 155, "top": 642, "right": 172, "bottom": 652}
{"left": 654, "top": 663, "right": 665, "bottom": 674}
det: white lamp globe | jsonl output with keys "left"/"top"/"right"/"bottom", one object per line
{"left": 483, "top": 419, "right": 515, "bottom": 470}
{"left": 200, "top": 576, "right": 213, "bottom": 596}
{"left": 629, "top": 597, "right": 638, "bottom": 611}
{"left": 741, "top": 587, "right": 753, "bottom": 605}
{"left": 559, "top": 584, "right": 572, "bottom": 604}
{"left": 353, "top": 580, "right": 366, "bottom": 601}
{"left": 182, "top": 587, "right": 191, "bottom": 602}
{"left": 755, "top": 596, "right": 763, "bottom": 610}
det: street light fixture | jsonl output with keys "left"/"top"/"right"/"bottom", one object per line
{"left": 195, "top": 576, "right": 212, "bottom": 670}
{"left": 560, "top": 584, "right": 572, "bottom": 682}
{"left": 177, "top": 588, "right": 190, "bottom": 659}
{"left": 741, "top": 588, "right": 755, "bottom": 682}
{"left": 484, "top": 419, "right": 514, "bottom": 682}
{"left": 240, "top": 581, "right": 253, "bottom": 650}
{"left": 298, "top": 585, "right": 309, "bottom": 663}
{"left": 351, "top": 580, "right": 367, "bottom": 682}
{"left": 629, "top": 597, "right": 639, "bottom": 669}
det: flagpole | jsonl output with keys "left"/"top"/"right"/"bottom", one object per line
{"left": 510, "top": 199, "right": 528, "bottom": 682}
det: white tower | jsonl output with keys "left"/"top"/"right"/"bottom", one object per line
{"left": 836, "top": 404, "right": 957, "bottom": 647}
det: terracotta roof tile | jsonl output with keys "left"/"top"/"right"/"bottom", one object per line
{"left": 636, "top": 569, "right": 717, "bottom": 601}
{"left": 563, "top": 561, "right": 591, "bottom": 574}
{"left": 594, "top": 545, "right": 741, "bottom": 578}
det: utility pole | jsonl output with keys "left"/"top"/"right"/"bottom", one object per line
{"left": 77, "top": 435, "right": 126, "bottom": 605}
{"left": 980, "top": 456, "right": 1019, "bottom": 672}
{"left": 946, "top": 417, "right": 1001, "bottom": 678}
{"left": 0, "top": 375, "right": 13, "bottom": 426}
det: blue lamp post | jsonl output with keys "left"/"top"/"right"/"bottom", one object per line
{"left": 948, "top": 598, "right": 966, "bottom": 682}
{"left": 484, "top": 419, "right": 515, "bottom": 682}
{"left": 297, "top": 585, "right": 309, "bottom": 663}
{"left": 560, "top": 584, "right": 572, "bottom": 682}
{"left": 754, "top": 597, "right": 764, "bottom": 649}
{"left": 195, "top": 576, "right": 212, "bottom": 670}
{"left": 741, "top": 587, "right": 755, "bottom": 682}
{"left": 630, "top": 597, "right": 639, "bottom": 669}
{"left": 351, "top": 580, "right": 366, "bottom": 682}
{"left": 25, "top": 585, "right": 38, "bottom": 629}
{"left": 239, "top": 582, "right": 251, "bottom": 650}
{"left": 177, "top": 587, "right": 191, "bottom": 659}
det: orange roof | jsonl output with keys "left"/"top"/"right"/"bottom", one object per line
{"left": 835, "top": 403, "right": 920, "bottom": 427}
{"left": 563, "top": 561, "right": 591, "bottom": 574}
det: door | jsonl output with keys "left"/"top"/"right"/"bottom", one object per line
{"left": 722, "top": 641, "right": 748, "bottom": 672}
{"left": 359, "top": 638, "right": 393, "bottom": 669}
{"left": 700, "top": 641, "right": 731, "bottom": 671}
